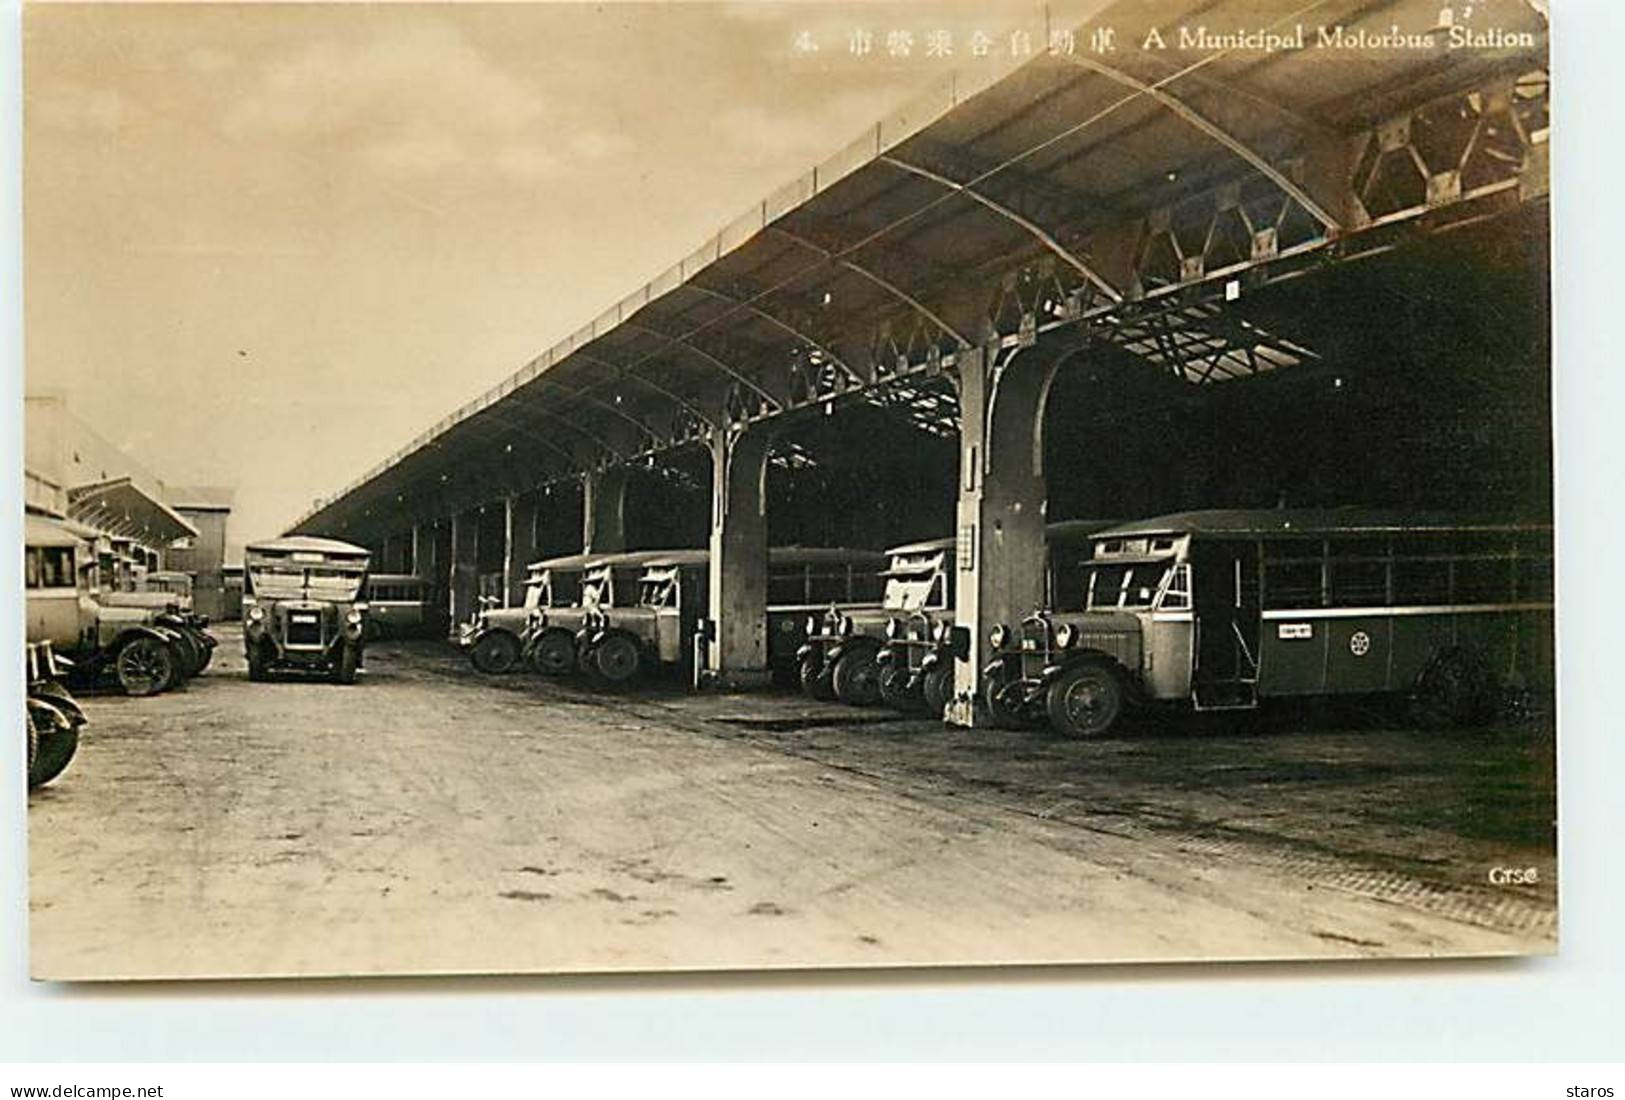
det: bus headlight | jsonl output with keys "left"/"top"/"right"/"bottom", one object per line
{"left": 805, "top": 615, "right": 819, "bottom": 635}
{"left": 247, "top": 606, "right": 265, "bottom": 624}
{"left": 839, "top": 615, "right": 855, "bottom": 637}
{"left": 886, "top": 617, "right": 902, "bottom": 640}
{"left": 934, "top": 621, "right": 951, "bottom": 643}
{"left": 1054, "top": 623, "right": 1076, "bottom": 649}
{"left": 989, "top": 624, "right": 1008, "bottom": 649}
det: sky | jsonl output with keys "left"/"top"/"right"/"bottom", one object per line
{"left": 22, "top": 0, "right": 1069, "bottom": 550}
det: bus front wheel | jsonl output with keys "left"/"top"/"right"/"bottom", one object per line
{"left": 470, "top": 632, "right": 521, "bottom": 675}
{"left": 1045, "top": 662, "right": 1124, "bottom": 739}
{"left": 831, "top": 647, "right": 882, "bottom": 706}
{"left": 530, "top": 631, "right": 576, "bottom": 677}
{"left": 799, "top": 655, "right": 834, "bottom": 701}
{"left": 921, "top": 663, "right": 954, "bottom": 717}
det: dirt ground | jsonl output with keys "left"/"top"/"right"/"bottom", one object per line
{"left": 28, "top": 624, "right": 1556, "bottom": 981}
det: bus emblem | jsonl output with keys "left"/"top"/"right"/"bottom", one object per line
{"left": 1349, "top": 631, "right": 1372, "bottom": 657}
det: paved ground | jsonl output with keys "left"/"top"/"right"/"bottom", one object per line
{"left": 28, "top": 625, "right": 1556, "bottom": 981}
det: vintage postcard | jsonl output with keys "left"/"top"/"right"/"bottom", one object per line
{"left": 23, "top": 0, "right": 1553, "bottom": 980}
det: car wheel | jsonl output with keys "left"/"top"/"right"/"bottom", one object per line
{"left": 531, "top": 630, "right": 577, "bottom": 677}
{"left": 831, "top": 646, "right": 882, "bottom": 706}
{"left": 799, "top": 655, "right": 834, "bottom": 701}
{"left": 470, "top": 632, "right": 521, "bottom": 675}
{"left": 590, "top": 634, "right": 641, "bottom": 686}
{"left": 921, "top": 663, "right": 954, "bottom": 716}
{"left": 116, "top": 637, "right": 175, "bottom": 697}
{"left": 1045, "top": 662, "right": 1125, "bottom": 739}
{"left": 877, "top": 663, "right": 922, "bottom": 712}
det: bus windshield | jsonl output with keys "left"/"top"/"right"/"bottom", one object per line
{"left": 1085, "top": 562, "right": 1172, "bottom": 610}
{"left": 884, "top": 570, "right": 942, "bottom": 612}
{"left": 639, "top": 574, "right": 678, "bottom": 608}
{"left": 248, "top": 563, "right": 365, "bottom": 600}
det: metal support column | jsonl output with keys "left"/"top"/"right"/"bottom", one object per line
{"left": 582, "top": 467, "right": 629, "bottom": 555}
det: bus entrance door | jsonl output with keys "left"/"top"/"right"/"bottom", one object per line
{"left": 1191, "top": 542, "right": 1261, "bottom": 710}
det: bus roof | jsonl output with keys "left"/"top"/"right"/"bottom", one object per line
{"left": 1093, "top": 509, "right": 1551, "bottom": 541}
{"left": 639, "top": 546, "right": 889, "bottom": 570}
{"left": 25, "top": 514, "right": 85, "bottom": 550}
{"left": 246, "top": 535, "right": 372, "bottom": 558}
{"left": 885, "top": 520, "right": 1117, "bottom": 558}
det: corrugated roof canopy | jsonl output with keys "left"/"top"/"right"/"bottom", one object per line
{"left": 291, "top": 0, "right": 1548, "bottom": 540}
{"left": 67, "top": 477, "right": 200, "bottom": 547}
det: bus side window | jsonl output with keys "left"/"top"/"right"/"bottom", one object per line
{"left": 1262, "top": 561, "right": 1320, "bottom": 609}
{"left": 1515, "top": 555, "right": 1554, "bottom": 601}
{"left": 1159, "top": 564, "right": 1191, "bottom": 610}
{"left": 1329, "top": 560, "right": 1388, "bottom": 608}
{"left": 26, "top": 548, "right": 41, "bottom": 589}
{"left": 1454, "top": 556, "right": 1516, "bottom": 604}
{"left": 1392, "top": 558, "right": 1450, "bottom": 604}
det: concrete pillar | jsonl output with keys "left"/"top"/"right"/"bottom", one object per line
{"left": 507, "top": 493, "right": 540, "bottom": 606}
{"left": 410, "top": 524, "right": 422, "bottom": 578}
{"left": 946, "top": 341, "right": 1072, "bottom": 727}
{"left": 582, "top": 466, "right": 629, "bottom": 554}
{"left": 501, "top": 494, "right": 516, "bottom": 608}
{"left": 449, "top": 509, "right": 479, "bottom": 628}
{"left": 703, "top": 426, "right": 772, "bottom": 689}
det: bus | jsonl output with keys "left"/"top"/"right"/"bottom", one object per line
{"left": 982, "top": 509, "right": 1554, "bottom": 737}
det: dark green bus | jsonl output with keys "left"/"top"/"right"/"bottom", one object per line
{"left": 983, "top": 510, "right": 1554, "bottom": 738}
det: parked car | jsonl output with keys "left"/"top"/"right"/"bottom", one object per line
{"left": 242, "top": 536, "right": 372, "bottom": 683}
{"left": 26, "top": 514, "right": 195, "bottom": 696}
{"left": 577, "top": 547, "right": 885, "bottom": 688}
{"left": 981, "top": 510, "right": 1555, "bottom": 737}
{"left": 26, "top": 640, "right": 85, "bottom": 790}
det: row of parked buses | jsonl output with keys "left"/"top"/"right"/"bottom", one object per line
{"left": 23, "top": 513, "right": 225, "bottom": 788}
{"left": 455, "top": 509, "right": 1554, "bottom": 739}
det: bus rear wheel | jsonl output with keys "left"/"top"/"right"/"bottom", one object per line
{"left": 1045, "top": 662, "right": 1124, "bottom": 739}
{"left": 1410, "top": 647, "right": 1498, "bottom": 729}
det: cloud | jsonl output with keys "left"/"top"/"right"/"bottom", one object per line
{"left": 222, "top": 22, "right": 560, "bottom": 183}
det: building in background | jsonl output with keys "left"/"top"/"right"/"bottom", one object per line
{"left": 24, "top": 392, "right": 226, "bottom": 595}
{"left": 166, "top": 486, "right": 236, "bottom": 620}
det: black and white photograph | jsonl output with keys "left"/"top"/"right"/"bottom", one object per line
{"left": 21, "top": 0, "right": 1556, "bottom": 984}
